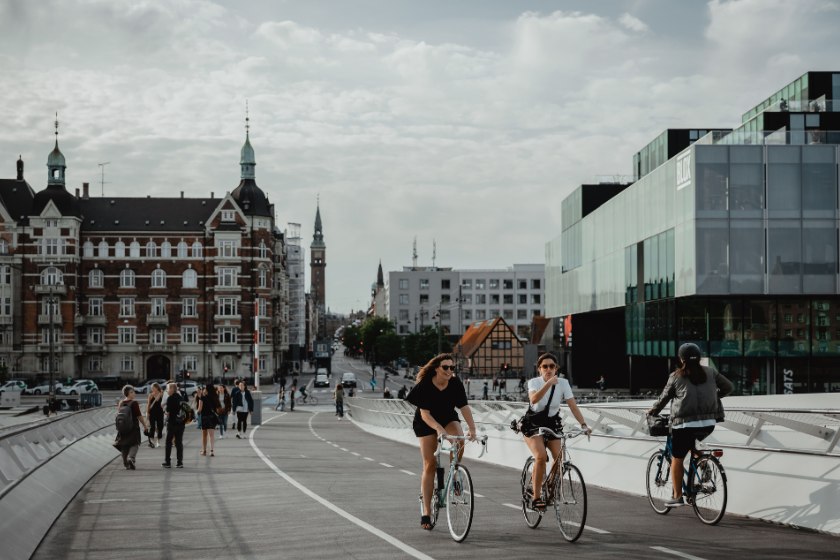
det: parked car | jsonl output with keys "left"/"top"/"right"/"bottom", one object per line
{"left": 183, "top": 381, "right": 199, "bottom": 397}
{"left": 0, "top": 380, "right": 27, "bottom": 394}
{"left": 314, "top": 373, "right": 329, "bottom": 387}
{"left": 59, "top": 380, "right": 98, "bottom": 395}
{"left": 95, "top": 376, "right": 123, "bottom": 390}
{"left": 341, "top": 372, "right": 357, "bottom": 388}
{"left": 26, "top": 381, "right": 64, "bottom": 395}
{"left": 136, "top": 379, "right": 168, "bottom": 394}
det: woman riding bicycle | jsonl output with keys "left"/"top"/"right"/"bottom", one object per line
{"left": 405, "top": 353, "right": 477, "bottom": 531}
{"left": 522, "top": 353, "right": 590, "bottom": 509}
{"left": 648, "top": 343, "right": 734, "bottom": 508}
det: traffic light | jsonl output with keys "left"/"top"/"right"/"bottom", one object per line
{"left": 186, "top": 371, "right": 191, "bottom": 380}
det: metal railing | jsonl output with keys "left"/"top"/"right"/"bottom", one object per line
{"left": 346, "top": 398, "right": 840, "bottom": 457}
{"left": 0, "top": 406, "right": 117, "bottom": 499}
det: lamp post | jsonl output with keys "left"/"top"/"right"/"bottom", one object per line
{"left": 433, "top": 312, "right": 441, "bottom": 355}
{"left": 47, "top": 285, "right": 57, "bottom": 402}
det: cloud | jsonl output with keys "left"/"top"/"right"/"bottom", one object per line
{"left": 619, "top": 13, "right": 649, "bottom": 33}
{"left": 254, "top": 20, "right": 323, "bottom": 50}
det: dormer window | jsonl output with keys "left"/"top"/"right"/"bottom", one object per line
{"left": 221, "top": 210, "right": 235, "bottom": 222}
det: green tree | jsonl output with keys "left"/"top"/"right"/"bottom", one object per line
{"left": 375, "top": 330, "right": 403, "bottom": 364}
{"left": 343, "top": 325, "right": 362, "bottom": 354}
{"left": 404, "top": 325, "right": 452, "bottom": 367}
{"left": 361, "top": 316, "right": 396, "bottom": 362}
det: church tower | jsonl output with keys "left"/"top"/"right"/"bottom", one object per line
{"left": 310, "top": 199, "right": 326, "bottom": 310}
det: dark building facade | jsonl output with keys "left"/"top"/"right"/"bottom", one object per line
{"left": 547, "top": 71, "right": 840, "bottom": 395}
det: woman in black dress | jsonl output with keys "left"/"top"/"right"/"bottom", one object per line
{"left": 405, "top": 353, "right": 477, "bottom": 531}
{"left": 145, "top": 382, "right": 164, "bottom": 448}
{"left": 196, "top": 382, "right": 221, "bottom": 456}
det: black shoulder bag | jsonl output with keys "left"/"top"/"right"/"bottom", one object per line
{"left": 510, "top": 384, "right": 556, "bottom": 435}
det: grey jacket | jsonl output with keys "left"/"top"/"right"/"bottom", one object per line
{"left": 650, "top": 366, "right": 734, "bottom": 426}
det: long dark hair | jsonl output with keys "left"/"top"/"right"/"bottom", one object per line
{"left": 416, "top": 353, "right": 454, "bottom": 384}
{"left": 204, "top": 382, "right": 221, "bottom": 408}
{"left": 676, "top": 360, "right": 707, "bottom": 386}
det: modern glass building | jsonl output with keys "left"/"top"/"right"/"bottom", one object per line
{"left": 546, "top": 71, "right": 840, "bottom": 395}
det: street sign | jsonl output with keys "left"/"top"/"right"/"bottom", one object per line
{"left": 370, "top": 379, "right": 377, "bottom": 389}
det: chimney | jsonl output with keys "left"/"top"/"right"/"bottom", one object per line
{"left": 75, "top": 188, "right": 80, "bottom": 198}
{"left": 181, "top": 191, "right": 184, "bottom": 198}
{"left": 82, "top": 183, "right": 90, "bottom": 200}
{"left": 16, "top": 156, "right": 23, "bottom": 182}
{"left": 211, "top": 192, "right": 214, "bottom": 199}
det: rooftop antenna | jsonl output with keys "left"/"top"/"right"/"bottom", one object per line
{"left": 54, "top": 112, "right": 58, "bottom": 141}
{"left": 432, "top": 239, "right": 436, "bottom": 268}
{"left": 412, "top": 237, "right": 418, "bottom": 269}
{"left": 245, "top": 99, "right": 250, "bottom": 134}
{"left": 98, "top": 162, "right": 110, "bottom": 196}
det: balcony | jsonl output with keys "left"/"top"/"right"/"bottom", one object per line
{"left": 38, "top": 314, "right": 63, "bottom": 325}
{"left": 85, "top": 344, "right": 108, "bottom": 354}
{"left": 34, "top": 284, "right": 67, "bottom": 295}
{"left": 146, "top": 314, "right": 169, "bottom": 326}
{"left": 85, "top": 315, "right": 107, "bottom": 325}
{"left": 139, "top": 344, "right": 176, "bottom": 353}
{"left": 214, "top": 314, "right": 241, "bottom": 323}
{"left": 0, "top": 316, "right": 13, "bottom": 326}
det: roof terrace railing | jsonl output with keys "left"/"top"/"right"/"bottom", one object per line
{"left": 346, "top": 397, "right": 840, "bottom": 458}
{"left": 696, "top": 128, "right": 840, "bottom": 146}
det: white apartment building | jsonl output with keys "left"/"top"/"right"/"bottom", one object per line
{"left": 386, "top": 264, "right": 545, "bottom": 338}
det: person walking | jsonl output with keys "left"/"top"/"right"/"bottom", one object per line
{"left": 162, "top": 382, "right": 185, "bottom": 468}
{"left": 192, "top": 386, "right": 202, "bottom": 431}
{"left": 482, "top": 382, "right": 489, "bottom": 400}
{"left": 492, "top": 375, "right": 499, "bottom": 394}
{"left": 196, "top": 383, "right": 221, "bottom": 456}
{"left": 113, "top": 385, "right": 147, "bottom": 470}
{"left": 275, "top": 387, "right": 284, "bottom": 411}
{"left": 289, "top": 385, "right": 296, "bottom": 412}
{"left": 217, "top": 384, "right": 231, "bottom": 439}
{"left": 278, "top": 390, "right": 286, "bottom": 411}
{"left": 500, "top": 378, "right": 507, "bottom": 397}
{"left": 333, "top": 382, "right": 345, "bottom": 420}
{"left": 232, "top": 380, "right": 254, "bottom": 438}
{"left": 146, "top": 382, "right": 164, "bottom": 448}
{"left": 597, "top": 376, "right": 606, "bottom": 392}
{"left": 397, "top": 385, "right": 407, "bottom": 399}
{"left": 280, "top": 375, "right": 287, "bottom": 392}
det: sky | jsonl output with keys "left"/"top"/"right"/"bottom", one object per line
{"left": 2, "top": 0, "right": 840, "bottom": 314}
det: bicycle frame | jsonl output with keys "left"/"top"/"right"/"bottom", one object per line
{"left": 654, "top": 435, "right": 719, "bottom": 502}
{"left": 433, "top": 434, "right": 488, "bottom": 508}
{"left": 533, "top": 428, "right": 588, "bottom": 495}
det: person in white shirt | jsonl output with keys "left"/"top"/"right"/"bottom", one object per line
{"left": 522, "top": 353, "right": 590, "bottom": 509}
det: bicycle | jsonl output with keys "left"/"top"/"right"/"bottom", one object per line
{"left": 645, "top": 426, "right": 728, "bottom": 525}
{"left": 296, "top": 395, "right": 319, "bottom": 405}
{"left": 517, "top": 427, "right": 589, "bottom": 541}
{"left": 418, "top": 433, "right": 489, "bottom": 542}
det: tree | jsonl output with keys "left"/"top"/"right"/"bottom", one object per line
{"left": 343, "top": 325, "right": 362, "bottom": 354}
{"left": 361, "top": 316, "right": 396, "bottom": 362}
{"left": 404, "top": 325, "right": 452, "bottom": 367}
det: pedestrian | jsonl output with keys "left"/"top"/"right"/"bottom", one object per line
{"left": 280, "top": 375, "right": 287, "bottom": 391}
{"left": 397, "top": 385, "right": 407, "bottom": 399}
{"left": 146, "top": 382, "right": 164, "bottom": 448}
{"left": 162, "top": 382, "right": 185, "bottom": 468}
{"left": 292, "top": 375, "right": 298, "bottom": 390}
{"left": 334, "top": 382, "right": 345, "bottom": 420}
{"left": 383, "top": 387, "right": 393, "bottom": 399}
{"left": 217, "top": 384, "right": 231, "bottom": 439}
{"left": 348, "top": 387, "right": 355, "bottom": 398}
{"left": 192, "top": 386, "right": 202, "bottom": 431}
{"left": 197, "top": 383, "right": 221, "bottom": 456}
{"left": 483, "top": 382, "right": 489, "bottom": 400}
{"left": 289, "top": 385, "right": 296, "bottom": 411}
{"left": 279, "top": 390, "right": 286, "bottom": 411}
{"left": 597, "top": 376, "right": 606, "bottom": 392}
{"left": 275, "top": 387, "right": 284, "bottom": 411}
{"left": 232, "top": 380, "right": 254, "bottom": 438}
{"left": 500, "top": 379, "right": 507, "bottom": 397}
{"left": 113, "top": 385, "right": 147, "bottom": 470}
{"left": 492, "top": 375, "right": 499, "bottom": 393}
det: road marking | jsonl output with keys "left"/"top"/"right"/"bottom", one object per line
{"left": 340, "top": 448, "right": 348, "bottom": 452}
{"left": 564, "top": 521, "right": 610, "bottom": 534}
{"left": 364, "top": 457, "right": 374, "bottom": 461}
{"left": 85, "top": 499, "right": 127, "bottom": 504}
{"left": 650, "top": 547, "right": 707, "bottom": 560}
{"left": 400, "top": 470, "right": 416, "bottom": 476}
{"left": 250, "top": 417, "right": 435, "bottom": 560}
{"left": 380, "top": 463, "right": 394, "bottom": 468}
{"left": 503, "top": 503, "right": 519, "bottom": 509}
{"left": 352, "top": 452, "right": 360, "bottom": 456}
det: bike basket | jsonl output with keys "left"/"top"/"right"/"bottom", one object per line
{"left": 646, "top": 414, "right": 670, "bottom": 437}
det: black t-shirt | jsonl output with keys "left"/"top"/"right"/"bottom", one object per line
{"left": 406, "top": 376, "right": 468, "bottom": 429}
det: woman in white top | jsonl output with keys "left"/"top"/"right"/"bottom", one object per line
{"left": 523, "top": 353, "right": 590, "bottom": 509}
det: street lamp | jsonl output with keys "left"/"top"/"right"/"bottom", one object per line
{"left": 433, "top": 312, "right": 441, "bottom": 354}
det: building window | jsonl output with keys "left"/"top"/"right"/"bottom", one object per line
{"left": 490, "top": 309, "right": 500, "bottom": 318}
{"left": 45, "top": 239, "right": 58, "bottom": 255}
{"left": 532, "top": 309, "right": 541, "bottom": 317}
{"left": 182, "top": 355, "right": 197, "bottom": 371}
{"left": 120, "top": 355, "right": 135, "bottom": 371}
{"left": 120, "top": 269, "right": 135, "bottom": 288}
{"left": 419, "top": 279, "right": 429, "bottom": 289}
{"left": 441, "top": 279, "right": 450, "bottom": 290}
{"left": 41, "top": 267, "right": 63, "bottom": 285}
{"left": 475, "top": 310, "right": 486, "bottom": 320}
{"left": 491, "top": 294, "right": 500, "bottom": 304}
{"left": 0, "top": 297, "right": 10, "bottom": 316}
{"left": 151, "top": 330, "right": 166, "bottom": 345}
{"left": 489, "top": 279, "right": 499, "bottom": 289}
{"left": 463, "top": 294, "right": 472, "bottom": 304}
{"left": 518, "top": 279, "right": 527, "bottom": 290}
{"left": 119, "top": 327, "right": 136, "bottom": 344}
{"left": 476, "top": 294, "right": 486, "bottom": 304}
{"left": 98, "top": 241, "right": 108, "bottom": 257}
{"left": 462, "top": 279, "right": 472, "bottom": 289}
{"left": 420, "top": 294, "right": 429, "bottom": 304}
{"left": 441, "top": 310, "right": 450, "bottom": 320}
{"left": 258, "top": 327, "right": 267, "bottom": 344}
{"left": 83, "top": 242, "right": 94, "bottom": 257}
{"left": 218, "top": 327, "right": 237, "bottom": 343}
{"left": 88, "top": 298, "right": 103, "bottom": 316}
{"left": 89, "top": 269, "right": 103, "bottom": 288}
{"left": 115, "top": 241, "right": 125, "bottom": 257}
{"left": 218, "top": 298, "right": 238, "bottom": 316}
{"left": 463, "top": 310, "right": 472, "bottom": 320}
{"left": 183, "top": 298, "right": 196, "bottom": 316}
{"left": 129, "top": 242, "right": 140, "bottom": 257}
{"left": 442, "top": 295, "right": 450, "bottom": 303}
{"left": 42, "top": 357, "right": 61, "bottom": 372}
{"left": 531, "top": 294, "right": 541, "bottom": 304}
{"left": 399, "top": 294, "right": 409, "bottom": 305}
{"left": 41, "top": 328, "right": 60, "bottom": 344}
{"left": 504, "top": 294, "right": 513, "bottom": 304}
{"left": 177, "top": 242, "right": 188, "bottom": 258}
{"left": 531, "top": 279, "right": 541, "bottom": 289}
{"left": 259, "top": 354, "right": 268, "bottom": 371}
{"left": 218, "top": 268, "right": 237, "bottom": 287}
{"left": 503, "top": 279, "right": 513, "bottom": 290}
{"left": 192, "top": 242, "right": 203, "bottom": 257}
{"left": 475, "top": 279, "right": 485, "bottom": 289}
{"left": 399, "top": 279, "right": 409, "bottom": 290}
{"left": 518, "top": 294, "right": 527, "bottom": 304}
{"left": 152, "top": 298, "right": 166, "bottom": 316}
{"left": 146, "top": 241, "right": 157, "bottom": 257}
{"left": 88, "top": 328, "right": 103, "bottom": 344}
{"left": 152, "top": 269, "right": 166, "bottom": 287}
{"left": 399, "top": 310, "right": 409, "bottom": 320}
{"left": 259, "top": 269, "right": 267, "bottom": 287}
{"left": 182, "top": 327, "right": 198, "bottom": 344}
{"left": 42, "top": 299, "right": 58, "bottom": 316}
{"left": 88, "top": 357, "right": 102, "bottom": 371}
{"left": 503, "top": 310, "right": 514, "bottom": 320}
{"left": 182, "top": 269, "right": 197, "bottom": 288}
{"left": 219, "top": 241, "right": 237, "bottom": 257}
{"left": 259, "top": 242, "right": 268, "bottom": 259}
{"left": 120, "top": 298, "right": 134, "bottom": 317}
{"left": 399, "top": 325, "right": 409, "bottom": 333}
{"left": 221, "top": 210, "right": 235, "bottom": 222}
{"left": 0, "top": 266, "right": 9, "bottom": 285}
{"left": 258, "top": 298, "right": 268, "bottom": 316}
{"left": 517, "top": 309, "right": 527, "bottom": 320}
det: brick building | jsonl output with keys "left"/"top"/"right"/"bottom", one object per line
{"left": 0, "top": 122, "right": 290, "bottom": 382}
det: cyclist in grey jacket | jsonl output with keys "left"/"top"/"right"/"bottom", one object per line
{"left": 648, "top": 343, "right": 734, "bottom": 507}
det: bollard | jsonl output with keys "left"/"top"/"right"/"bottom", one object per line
{"left": 251, "top": 391, "right": 262, "bottom": 426}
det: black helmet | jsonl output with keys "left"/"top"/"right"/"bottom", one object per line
{"left": 678, "top": 343, "right": 702, "bottom": 361}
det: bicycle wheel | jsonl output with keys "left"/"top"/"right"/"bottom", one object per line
{"left": 646, "top": 452, "right": 672, "bottom": 515}
{"left": 520, "top": 457, "right": 543, "bottom": 528}
{"left": 691, "top": 455, "right": 727, "bottom": 525}
{"left": 446, "top": 465, "right": 474, "bottom": 542}
{"left": 554, "top": 463, "right": 587, "bottom": 542}
{"left": 309, "top": 396, "right": 319, "bottom": 405}
{"left": 296, "top": 397, "right": 304, "bottom": 405}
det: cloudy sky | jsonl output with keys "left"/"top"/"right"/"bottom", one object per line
{"left": 1, "top": 0, "right": 839, "bottom": 313}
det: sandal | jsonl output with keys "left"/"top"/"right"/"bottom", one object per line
{"left": 210, "top": 450, "right": 214, "bottom": 457}
{"left": 420, "top": 515, "right": 434, "bottom": 530}
{"left": 532, "top": 498, "right": 546, "bottom": 510}
{"left": 200, "top": 451, "right": 206, "bottom": 456}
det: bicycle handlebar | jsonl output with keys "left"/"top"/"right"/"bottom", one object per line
{"left": 536, "top": 427, "right": 591, "bottom": 442}
{"left": 435, "top": 434, "right": 489, "bottom": 458}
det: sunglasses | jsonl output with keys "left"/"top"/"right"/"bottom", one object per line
{"left": 540, "top": 363, "right": 557, "bottom": 370}
{"left": 439, "top": 365, "right": 455, "bottom": 371}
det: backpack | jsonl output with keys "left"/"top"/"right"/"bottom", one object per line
{"left": 177, "top": 400, "right": 195, "bottom": 424}
{"left": 115, "top": 402, "right": 135, "bottom": 435}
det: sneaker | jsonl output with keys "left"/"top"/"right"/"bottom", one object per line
{"left": 176, "top": 462, "right": 184, "bottom": 468}
{"left": 128, "top": 460, "right": 136, "bottom": 470}
{"left": 162, "top": 462, "right": 172, "bottom": 468}
{"left": 236, "top": 433, "right": 241, "bottom": 439}
{"left": 664, "top": 496, "right": 685, "bottom": 507}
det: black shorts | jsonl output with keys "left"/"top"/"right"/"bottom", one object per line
{"left": 670, "top": 425, "right": 715, "bottom": 458}
{"left": 523, "top": 415, "right": 563, "bottom": 441}
{"left": 413, "top": 410, "right": 459, "bottom": 438}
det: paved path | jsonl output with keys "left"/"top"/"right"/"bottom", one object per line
{"left": 34, "top": 404, "right": 837, "bottom": 560}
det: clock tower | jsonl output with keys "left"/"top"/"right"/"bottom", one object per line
{"left": 310, "top": 200, "right": 326, "bottom": 311}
